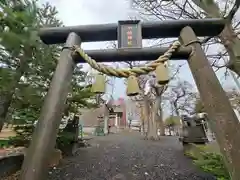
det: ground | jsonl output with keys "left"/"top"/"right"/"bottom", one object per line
{"left": 0, "top": 127, "right": 16, "bottom": 139}
{"left": 48, "top": 132, "right": 216, "bottom": 180}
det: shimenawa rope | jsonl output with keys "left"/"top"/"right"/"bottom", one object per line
{"left": 72, "top": 41, "right": 181, "bottom": 78}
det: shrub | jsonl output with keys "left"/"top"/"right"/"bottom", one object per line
{"left": 9, "top": 123, "right": 75, "bottom": 152}
{"left": 193, "top": 152, "right": 230, "bottom": 180}
{"left": 9, "top": 124, "right": 34, "bottom": 147}
{"left": 185, "top": 145, "right": 230, "bottom": 180}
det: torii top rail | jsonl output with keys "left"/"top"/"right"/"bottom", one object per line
{"left": 38, "top": 18, "right": 225, "bottom": 63}
{"left": 39, "top": 18, "right": 225, "bottom": 45}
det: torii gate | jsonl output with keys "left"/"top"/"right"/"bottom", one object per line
{"left": 19, "top": 18, "right": 240, "bottom": 180}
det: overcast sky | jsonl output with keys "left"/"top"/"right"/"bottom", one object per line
{"left": 39, "top": 0, "right": 239, "bottom": 100}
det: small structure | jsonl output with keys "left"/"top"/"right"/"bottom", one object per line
{"left": 79, "top": 98, "right": 127, "bottom": 135}
{"left": 79, "top": 105, "right": 106, "bottom": 135}
{"left": 109, "top": 98, "right": 127, "bottom": 128}
{"left": 179, "top": 114, "right": 208, "bottom": 145}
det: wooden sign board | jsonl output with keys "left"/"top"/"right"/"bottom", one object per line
{"left": 118, "top": 20, "right": 142, "bottom": 49}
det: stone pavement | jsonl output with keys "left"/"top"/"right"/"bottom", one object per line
{"left": 48, "top": 132, "right": 216, "bottom": 180}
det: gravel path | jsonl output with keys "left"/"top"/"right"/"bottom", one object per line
{"left": 48, "top": 132, "right": 216, "bottom": 180}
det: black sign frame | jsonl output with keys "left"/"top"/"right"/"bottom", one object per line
{"left": 117, "top": 20, "right": 142, "bottom": 49}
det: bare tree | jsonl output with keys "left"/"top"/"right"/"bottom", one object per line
{"left": 194, "top": 88, "right": 240, "bottom": 114}
{"left": 165, "top": 80, "right": 196, "bottom": 116}
{"left": 134, "top": 75, "right": 153, "bottom": 137}
{"left": 148, "top": 77, "right": 168, "bottom": 136}
{"left": 118, "top": 59, "right": 151, "bottom": 134}
{"left": 225, "top": 88, "right": 240, "bottom": 112}
{"left": 131, "top": 0, "right": 240, "bottom": 76}
{"left": 123, "top": 59, "right": 185, "bottom": 139}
